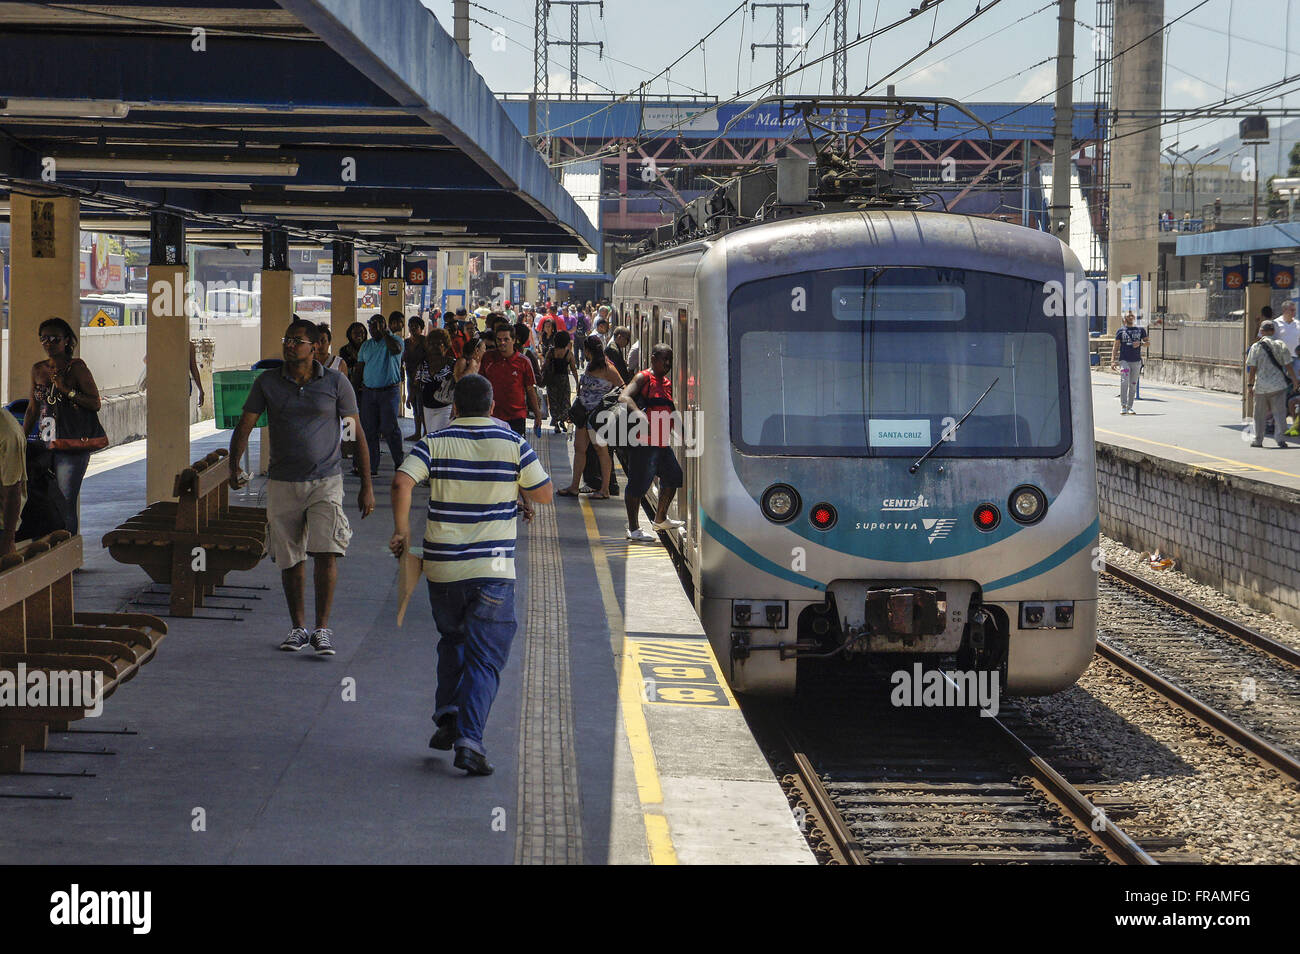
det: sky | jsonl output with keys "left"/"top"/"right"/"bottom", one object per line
{"left": 421, "top": 0, "right": 1300, "bottom": 174}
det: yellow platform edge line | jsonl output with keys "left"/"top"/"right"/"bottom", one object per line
{"left": 578, "top": 498, "right": 679, "bottom": 865}
{"left": 1095, "top": 427, "right": 1300, "bottom": 481}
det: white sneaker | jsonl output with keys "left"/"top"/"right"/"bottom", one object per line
{"left": 626, "top": 527, "right": 658, "bottom": 543}
{"left": 652, "top": 517, "right": 685, "bottom": 530}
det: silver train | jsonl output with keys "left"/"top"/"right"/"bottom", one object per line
{"left": 612, "top": 209, "right": 1098, "bottom": 696}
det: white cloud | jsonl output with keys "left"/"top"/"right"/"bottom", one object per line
{"left": 1015, "top": 66, "right": 1055, "bottom": 101}
{"left": 896, "top": 61, "right": 951, "bottom": 95}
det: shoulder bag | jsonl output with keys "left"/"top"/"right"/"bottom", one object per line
{"left": 41, "top": 390, "right": 108, "bottom": 452}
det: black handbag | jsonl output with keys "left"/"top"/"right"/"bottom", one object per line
{"left": 569, "top": 397, "right": 588, "bottom": 428}
{"left": 41, "top": 392, "right": 108, "bottom": 452}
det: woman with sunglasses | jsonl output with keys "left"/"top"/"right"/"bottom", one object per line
{"left": 22, "top": 317, "right": 102, "bottom": 534}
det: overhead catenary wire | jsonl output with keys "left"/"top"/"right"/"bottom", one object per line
{"left": 546, "top": 0, "right": 962, "bottom": 169}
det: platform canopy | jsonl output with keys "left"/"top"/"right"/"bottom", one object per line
{"left": 1175, "top": 222, "right": 1300, "bottom": 257}
{"left": 0, "top": 0, "right": 598, "bottom": 255}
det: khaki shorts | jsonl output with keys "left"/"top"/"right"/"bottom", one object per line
{"left": 266, "top": 475, "right": 352, "bottom": 567}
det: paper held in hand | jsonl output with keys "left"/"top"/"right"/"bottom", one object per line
{"left": 396, "top": 549, "right": 424, "bottom": 626}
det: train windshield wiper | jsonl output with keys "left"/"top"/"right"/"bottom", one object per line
{"left": 909, "top": 376, "right": 1000, "bottom": 475}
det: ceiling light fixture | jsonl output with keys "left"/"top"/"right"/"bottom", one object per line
{"left": 0, "top": 98, "right": 130, "bottom": 119}
{"left": 58, "top": 157, "right": 298, "bottom": 176}
{"left": 240, "top": 202, "right": 412, "bottom": 217}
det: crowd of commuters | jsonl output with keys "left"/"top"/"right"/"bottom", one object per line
{"left": 232, "top": 299, "right": 681, "bottom": 772}
{"left": 0, "top": 297, "right": 681, "bottom": 778}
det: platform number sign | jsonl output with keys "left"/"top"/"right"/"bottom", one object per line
{"left": 629, "top": 639, "right": 736, "bottom": 708}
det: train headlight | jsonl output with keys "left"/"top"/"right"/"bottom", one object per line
{"left": 1009, "top": 485, "right": 1047, "bottom": 524}
{"left": 973, "top": 503, "right": 1001, "bottom": 531}
{"left": 809, "top": 503, "right": 837, "bottom": 531}
{"left": 761, "top": 484, "right": 801, "bottom": 524}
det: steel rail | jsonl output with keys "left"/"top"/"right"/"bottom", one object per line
{"left": 1095, "top": 640, "right": 1300, "bottom": 784}
{"left": 1103, "top": 565, "right": 1300, "bottom": 669}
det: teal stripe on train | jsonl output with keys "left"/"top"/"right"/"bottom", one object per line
{"left": 699, "top": 512, "right": 827, "bottom": 592}
{"left": 981, "top": 518, "right": 1100, "bottom": 593}
{"left": 701, "top": 510, "right": 1099, "bottom": 595}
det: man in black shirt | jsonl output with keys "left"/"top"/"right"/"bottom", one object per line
{"left": 606, "top": 326, "right": 631, "bottom": 383}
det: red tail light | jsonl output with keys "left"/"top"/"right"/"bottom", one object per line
{"left": 810, "top": 503, "right": 837, "bottom": 530}
{"left": 973, "top": 503, "right": 1001, "bottom": 531}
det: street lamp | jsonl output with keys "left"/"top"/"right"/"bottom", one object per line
{"left": 1163, "top": 142, "right": 1197, "bottom": 221}
{"left": 1186, "top": 146, "right": 1220, "bottom": 222}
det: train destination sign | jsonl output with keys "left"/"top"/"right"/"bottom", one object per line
{"left": 870, "top": 420, "right": 932, "bottom": 447}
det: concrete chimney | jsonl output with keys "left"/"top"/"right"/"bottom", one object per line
{"left": 1106, "top": 0, "right": 1164, "bottom": 332}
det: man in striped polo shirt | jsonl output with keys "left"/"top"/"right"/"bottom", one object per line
{"left": 389, "top": 374, "right": 552, "bottom": 776}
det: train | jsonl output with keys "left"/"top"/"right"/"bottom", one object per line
{"left": 610, "top": 111, "right": 1098, "bottom": 697}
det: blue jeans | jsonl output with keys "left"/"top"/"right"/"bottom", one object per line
{"left": 428, "top": 580, "right": 517, "bottom": 754}
{"left": 358, "top": 385, "right": 403, "bottom": 475}
{"left": 53, "top": 450, "right": 91, "bottom": 535}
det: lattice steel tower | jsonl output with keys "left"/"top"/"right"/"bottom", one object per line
{"left": 750, "top": 3, "right": 809, "bottom": 96}
{"left": 546, "top": 0, "right": 604, "bottom": 98}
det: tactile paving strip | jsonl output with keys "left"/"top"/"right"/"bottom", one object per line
{"left": 514, "top": 438, "right": 584, "bottom": 864}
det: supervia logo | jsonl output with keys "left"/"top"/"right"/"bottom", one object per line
{"left": 881, "top": 495, "right": 929, "bottom": 512}
{"left": 922, "top": 518, "right": 957, "bottom": 543}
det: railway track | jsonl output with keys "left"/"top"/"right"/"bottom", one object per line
{"left": 1099, "top": 568, "right": 1300, "bottom": 783}
{"left": 749, "top": 673, "right": 1177, "bottom": 865}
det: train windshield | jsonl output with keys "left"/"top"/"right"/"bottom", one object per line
{"left": 729, "top": 266, "right": 1070, "bottom": 458}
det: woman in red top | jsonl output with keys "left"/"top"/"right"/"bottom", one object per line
{"left": 618, "top": 344, "right": 684, "bottom": 542}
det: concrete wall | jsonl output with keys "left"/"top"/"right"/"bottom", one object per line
{"left": 1097, "top": 441, "right": 1300, "bottom": 625}
{"left": 1165, "top": 287, "right": 1209, "bottom": 321}
{"left": 2, "top": 321, "right": 262, "bottom": 402}
{"left": 1138, "top": 357, "right": 1242, "bottom": 394}
{"left": 1148, "top": 320, "right": 1244, "bottom": 364}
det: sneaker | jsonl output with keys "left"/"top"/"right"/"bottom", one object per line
{"left": 310, "top": 628, "right": 336, "bottom": 656}
{"left": 652, "top": 517, "right": 685, "bottom": 531}
{"left": 279, "top": 627, "right": 310, "bottom": 652}
{"left": 626, "top": 527, "right": 658, "bottom": 543}
{"left": 1251, "top": 440, "right": 1264, "bottom": 448}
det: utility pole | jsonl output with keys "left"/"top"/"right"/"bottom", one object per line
{"left": 1050, "top": 0, "right": 1076, "bottom": 244}
{"left": 453, "top": 0, "right": 470, "bottom": 58}
{"left": 546, "top": 1, "right": 603, "bottom": 98}
{"left": 529, "top": 0, "right": 547, "bottom": 139}
{"left": 884, "top": 84, "right": 897, "bottom": 172}
{"left": 750, "top": 3, "right": 808, "bottom": 96}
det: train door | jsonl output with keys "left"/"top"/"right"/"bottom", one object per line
{"left": 678, "top": 307, "right": 696, "bottom": 545}
{"left": 660, "top": 307, "right": 680, "bottom": 523}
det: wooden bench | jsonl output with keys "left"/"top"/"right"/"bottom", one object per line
{"left": 103, "top": 449, "right": 267, "bottom": 617}
{"left": 0, "top": 531, "right": 167, "bottom": 772}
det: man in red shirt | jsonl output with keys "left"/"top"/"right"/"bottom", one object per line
{"left": 480, "top": 321, "right": 541, "bottom": 436}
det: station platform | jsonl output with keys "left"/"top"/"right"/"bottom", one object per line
{"left": 1091, "top": 369, "right": 1300, "bottom": 493}
{"left": 0, "top": 419, "right": 812, "bottom": 865}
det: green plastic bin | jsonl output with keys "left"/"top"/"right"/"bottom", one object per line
{"left": 213, "top": 370, "right": 267, "bottom": 429}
